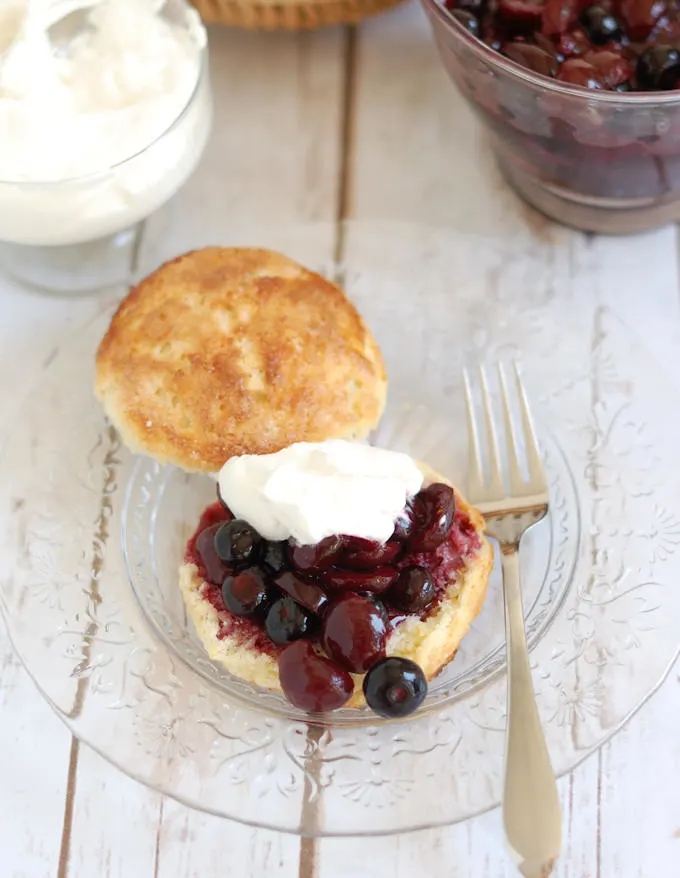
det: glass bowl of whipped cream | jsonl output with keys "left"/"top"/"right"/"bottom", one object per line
{"left": 0, "top": 0, "right": 212, "bottom": 294}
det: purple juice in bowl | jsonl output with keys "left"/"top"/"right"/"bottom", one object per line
{"left": 421, "top": 0, "right": 680, "bottom": 232}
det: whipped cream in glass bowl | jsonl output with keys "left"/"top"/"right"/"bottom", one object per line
{"left": 0, "top": 0, "right": 212, "bottom": 293}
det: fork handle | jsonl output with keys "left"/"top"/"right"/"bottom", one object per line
{"left": 500, "top": 545, "right": 562, "bottom": 878}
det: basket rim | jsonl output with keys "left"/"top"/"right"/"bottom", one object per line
{"left": 196, "top": 0, "right": 403, "bottom": 10}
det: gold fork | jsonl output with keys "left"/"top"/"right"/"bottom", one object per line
{"left": 464, "top": 363, "right": 562, "bottom": 878}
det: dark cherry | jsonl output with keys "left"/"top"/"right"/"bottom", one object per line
{"left": 289, "top": 535, "right": 345, "bottom": 574}
{"left": 363, "top": 657, "right": 428, "bottom": 719}
{"left": 534, "top": 31, "right": 560, "bottom": 57}
{"left": 557, "top": 57, "right": 606, "bottom": 87}
{"left": 222, "top": 567, "right": 270, "bottom": 618}
{"left": 452, "top": 8, "right": 481, "bottom": 34}
{"left": 636, "top": 44, "right": 680, "bottom": 89}
{"left": 214, "top": 519, "right": 262, "bottom": 566}
{"left": 498, "top": 0, "right": 544, "bottom": 28}
{"left": 265, "top": 597, "right": 314, "bottom": 645}
{"left": 278, "top": 640, "right": 354, "bottom": 712}
{"left": 263, "top": 540, "right": 289, "bottom": 574}
{"left": 195, "top": 523, "right": 231, "bottom": 586}
{"left": 322, "top": 593, "right": 388, "bottom": 673}
{"left": 504, "top": 41, "right": 559, "bottom": 75}
{"left": 387, "top": 566, "right": 436, "bottom": 614}
{"left": 324, "top": 566, "right": 399, "bottom": 595}
{"left": 584, "top": 49, "right": 632, "bottom": 86}
{"left": 578, "top": 5, "right": 622, "bottom": 44}
{"left": 341, "top": 537, "right": 402, "bottom": 570}
{"left": 619, "top": 0, "right": 667, "bottom": 40}
{"left": 274, "top": 570, "right": 329, "bottom": 615}
{"left": 542, "top": 0, "right": 582, "bottom": 36}
{"left": 409, "top": 483, "right": 456, "bottom": 552}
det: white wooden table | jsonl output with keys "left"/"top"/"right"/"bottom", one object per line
{"left": 2, "top": 5, "right": 679, "bottom": 876}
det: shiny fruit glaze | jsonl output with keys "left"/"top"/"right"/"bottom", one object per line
{"left": 186, "top": 498, "right": 480, "bottom": 639}
{"left": 185, "top": 481, "right": 482, "bottom": 713}
{"left": 185, "top": 503, "right": 280, "bottom": 656}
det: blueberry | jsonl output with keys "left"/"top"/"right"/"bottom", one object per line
{"left": 387, "top": 566, "right": 435, "bottom": 613}
{"left": 265, "top": 597, "right": 314, "bottom": 645}
{"left": 222, "top": 567, "right": 270, "bottom": 618}
{"left": 214, "top": 519, "right": 262, "bottom": 566}
{"left": 452, "top": 9, "right": 480, "bottom": 36}
{"left": 637, "top": 45, "right": 680, "bottom": 91}
{"left": 578, "top": 5, "right": 621, "bottom": 46}
{"left": 263, "top": 540, "right": 289, "bottom": 573}
{"left": 614, "top": 80, "right": 632, "bottom": 92}
{"left": 363, "top": 657, "right": 428, "bottom": 718}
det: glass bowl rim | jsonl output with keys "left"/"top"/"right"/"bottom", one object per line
{"left": 421, "top": 0, "right": 680, "bottom": 107}
{"left": 0, "top": 0, "right": 209, "bottom": 189}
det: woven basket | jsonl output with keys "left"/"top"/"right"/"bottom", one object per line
{"left": 193, "top": 0, "right": 405, "bottom": 30}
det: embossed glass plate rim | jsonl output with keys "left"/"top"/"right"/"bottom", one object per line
{"left": 2, "top": 222, "right": 680, "bottom": 835}
{"left": 1, "top": 599, "right": 677, "bottom": 837}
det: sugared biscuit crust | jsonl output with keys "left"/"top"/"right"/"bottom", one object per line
{"left": 95, "top": 248, "right": 387, "bottom": 472}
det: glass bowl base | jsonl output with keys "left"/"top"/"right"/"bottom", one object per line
{"left": 499, "top": 157, "right": 680, "bottom": 235}
{"left": 0, "top": 226, "right": 141, "bottom": 295}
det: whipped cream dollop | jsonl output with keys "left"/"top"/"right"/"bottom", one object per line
{"left": 217, "top": 440, "right": 424, "bottom": 546}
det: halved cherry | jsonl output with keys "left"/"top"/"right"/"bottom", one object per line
{"left": 324, "top": 566, "right": 399, "bottom": 595}
{"left": 195, "top": 523, "right": 231, "bottom": 586}
{"left": 408, "top": 483, "right": 456, "bottom": 552}
{"left": 274, "top": 570, "right": 329, "bottom": 615}
{"left": 278, "top": 640, "right": 354, "bottom": 712}
{"left": 322, "top": 593, "right": 388, "bottom": 673}
{"left": 341, "top": 537, "right": 402, "bottom": 570}
{"left": 289, "top": 536, "right": 345, "bottom": 574}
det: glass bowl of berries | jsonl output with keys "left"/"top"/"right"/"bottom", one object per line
{"left": 421, "top": 0, "right": 680, "bottom": 232}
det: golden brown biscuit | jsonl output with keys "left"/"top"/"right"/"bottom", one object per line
{"left": 179, "top": 464, "right": 492, "bottom": 708}
{"left": 95, "top": 248, "right": 387, "bottom": 472}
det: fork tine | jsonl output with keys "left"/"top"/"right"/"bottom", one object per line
{"left": 513, "top": 361, "right": 547, "bottom": 492}
{"left": 479, "top": 365, "right": 504, "bottom": 494}
{"left": 463, "top": 369, "right": 485, "bottom": 497}
{"left": 497, "top": 362, "right": 525, "bottom": 494}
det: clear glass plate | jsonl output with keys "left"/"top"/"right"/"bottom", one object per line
{"left": 1, "top": 222, "right": 680, "bottom": 835}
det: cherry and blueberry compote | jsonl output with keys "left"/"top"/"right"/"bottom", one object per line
{"left": 442, "top": 0, "right": 680, "bottom": 91}
{"left": 184, "top": 481, "right": 481, "bottom": 717}
{"left": 424, "top": 0, "right": 680, "bottom": 222}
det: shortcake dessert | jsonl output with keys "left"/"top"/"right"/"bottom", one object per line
{"left": 94, "top": 248, "right": 492, "bottom": 716}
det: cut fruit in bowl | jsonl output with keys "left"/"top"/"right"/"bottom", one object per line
{"left": 421, "top": 0, "right": 680, "bottom": 233}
